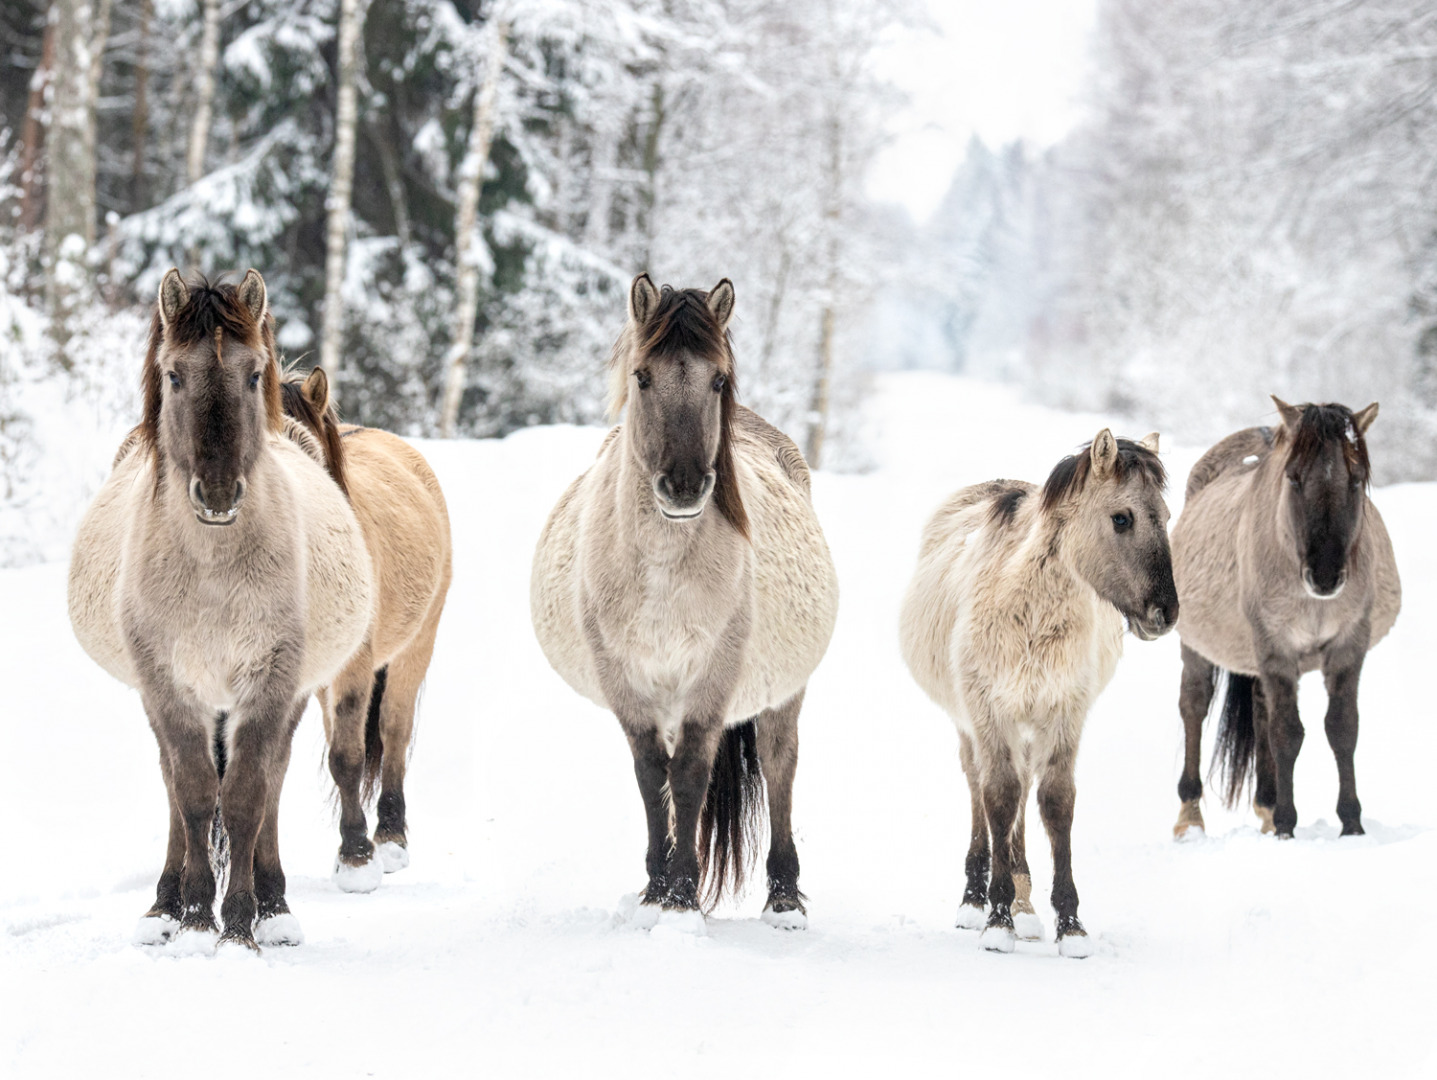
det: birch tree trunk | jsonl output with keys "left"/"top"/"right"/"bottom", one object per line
{"left": 805, "top": 108, "right": 843, "bottom": 469}
{"left": 438, "top": 15, "right": 510, "bottom": 439}
{"left": 19, "top": 20, "right": 55, "bottom": 233}
{"left": 185, "top": 0, "right": 220, "bottom": 186}
{"left": 319, "top": 0, "right": 365, "bottom": 384}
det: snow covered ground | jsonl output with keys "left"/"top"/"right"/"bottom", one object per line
{"left": 2, "top": 373, "right": 1433, "bottom": 1078}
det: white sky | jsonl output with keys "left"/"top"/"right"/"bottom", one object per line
{"left": 867, "top": 0, "right": 1099, "bottom": 222}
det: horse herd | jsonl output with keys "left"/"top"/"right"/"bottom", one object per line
{"left": 65, "top": 268, "right": 1401, "bottom": 957}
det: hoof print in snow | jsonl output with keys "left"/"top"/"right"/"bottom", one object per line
{"left": 1014, "top": 911, "right": 1044, "bottom": 942}
{"left": 377, "top": 840, "right": 410, "bottom": 873}
{"left": 954, "top": 904, "right": 987, "bottom": 931}
{"left": 762, "top": 906, "right": 808, "bottom": 931}
{"left": 333, "top": 855, "right": 383, "bottom": 894}
{"left": 1058, "top": 932, "right": 1095, "bottom": 959}
{"left": 652, "top": 909, "right": 706, "bottom": 937}
{"left": 256, "top": 913, "right": 305, "bottom": 947}
{"left": 133, "top": 914, "right": 179, "bottom": 946}
{"left": 980, "top": 924, "right": 1015, "bottom": 953}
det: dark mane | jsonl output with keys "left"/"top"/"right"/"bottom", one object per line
{"left": 280, "top": 372, "right": 349, "bottom": 497}
{"left": 1285, "top": 403, "right": 1370, "bottom": 486}
{"left": 137, "top": 274, "right": 283, "bottom": 480}
{"left": 1041, "top": 438, "right": 1167, "bottom": 513}
{"left": 637, "top": 286, "right": 747, "bottom": 539}
{"left": 989, "top": 486, "right": 1028, "bottom": 526}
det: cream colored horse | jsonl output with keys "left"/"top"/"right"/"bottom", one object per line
{"left": 901, "top": 431, "right": 1176, "bottom": 957}
{"left": 531, "top": 275, "right": 838, "bottom": 929}
{"left": 68, "top": 270, "right": 372, "bottom": 951}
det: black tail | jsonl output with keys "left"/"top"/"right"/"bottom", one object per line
{"left": 361, "top": 666, "right": 388, "bottom": 802}
{"left": 698, "top": 720, "right": 766, "bottom": 911}
{"left": 1211, "top": 671, "right": 1257, "bottom": 808}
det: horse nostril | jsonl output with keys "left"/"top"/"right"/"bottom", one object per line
{"left": 654, "top": 475, "right": 675, "bottom": 503}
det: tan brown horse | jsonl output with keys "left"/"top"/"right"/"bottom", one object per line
{"left": 1172, "top": 398, "right": 1400, "bottom": 839}
{"left": 282, "top": 369, "right": 453, "bottom": 891}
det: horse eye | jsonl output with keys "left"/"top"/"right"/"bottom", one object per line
{"left": 248, "top": 371, "right": 261, "bottom": 390}
{"left": 167, "top": 371, "right": 181, "bottom": 389}
{"left": 1111, "top": 512, "right": 1131, "bottom": 533}
{"left": 635, "top": 370, "right": 651, "bottom": 390}
{"left": 712, "top": 374, "right": 726, "bottom": 393}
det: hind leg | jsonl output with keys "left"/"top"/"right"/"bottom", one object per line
{"left": 374, "top": 613, "right": 442, "bottom": 871}
{"left": 955, "top": 732, "right": 990, "bottom": 930}
{"left": 1175, "top": 645, "right": 1215, "bottom": 838}
{"left": 1252, "top": 682, "right": 1277, "bottom": 834}
{"left": 322, "top": 643, "right": 382, "bottom": 892}
{"left": 254, "top": 699, "right": 306, "bottom": 946}
{"left": 757, "top": 690, "right": 805, "bottom": 929}
{"left": 1038, "top": 748, "right": 1090, "bottom": 957}
{"left": 1011, "top": 778, "right": 1042, "bottom": 941}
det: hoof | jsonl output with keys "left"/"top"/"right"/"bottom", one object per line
{"left": 615, "top": 892, "right": 662, "bottom": 930}
{"left": 1340, "top": 821, "right": 1365, "bottom": 837}
{"left": 376, "top": 840, "right": 410, "bottom": 873}
{"left": 1058, "top": 931, "right": 1094, "bottom": 959}
{"left": 170, "top": 928, "right": 219, "bottom": 957}
{"left": 1174, "top": 799, "right": 1205, "bottom": 839}
{"left": 1254, "top": 804, "right": 1276, "bottom": 835}
{"left": 218, "top": 929, "right": 261, "bottom": 953}
{"left": 954, "top": 903, "right": 987, "bottom": 931}
{"left": 1014, "top": 911, "right": 1044, "bottom": 942}
{"left": 333, "top": 854, "right": 383, "bottom": 894}
{"left": 980, "top": 924, "right": 1015, "bottom": 953}
{"left": 653, "top": 908, "right": 706, "bottom": 937}
{"left": 256, "top": 913, "right": 305, "bottom": 947}
{"left": 762, "top": 906, "right": 808, "bottom": 931}
{"left": 133, "top": 913, "right": 179, "bottom": 946}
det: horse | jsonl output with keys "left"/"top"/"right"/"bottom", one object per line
{"left": 67, "top": 270, "right": 374, "bottom": 951}
{"left": 1170, "top": 397, "right": 1400, "bottom": 840}
{"left": 280, "top": 367, "right": 453, "bottom": 891}
{"left": 900, "top": 431, "right": 1177, "bottom": 957}
{"left": 530, "top": 275, "right": 839, "bottom": 931}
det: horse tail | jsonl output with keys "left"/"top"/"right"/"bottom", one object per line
{"left": 361, "top": 666, "right": 389, "bottom": 803}
{"left": 1211, "top": 671, "right": 1257, "bottom": 809}
{"left": 698, "top": 719, "right": 766, "bottom": 911}
{"left": 210, "top": 713, "right": 231, "bottom": 888}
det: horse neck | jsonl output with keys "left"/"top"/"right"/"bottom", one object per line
{"left": 1019, "top": 506, "right": 1097, "bottom": 611}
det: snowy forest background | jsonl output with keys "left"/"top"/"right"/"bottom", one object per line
{"left": 3, "top": 0, "right": 1437, "bottom": 565}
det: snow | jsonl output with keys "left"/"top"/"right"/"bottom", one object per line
{"left": 2, "top": 372, "right": 1435, "bottom": 1077}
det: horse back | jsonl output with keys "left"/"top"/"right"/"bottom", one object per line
{"left": 733, "top": 404, "right": 811, "bottom": 495}
{"left": 1185, "top": 426, "right": 1273, "bottom": 503}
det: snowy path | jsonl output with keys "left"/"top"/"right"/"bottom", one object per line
{"left": 2, "top": 374, "right": 1433, "bottom": 1077}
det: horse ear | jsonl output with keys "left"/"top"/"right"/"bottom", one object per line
{"left": 302, "top": 367, "right": 330, "bottom": 412}
{"left": 706, "top": 278, "right": 735, "bottom": 330}
{"left": 1139, "top": 432, "right": 1160, "bottom": 453}
{"left": 1352, "top": 401, "right": 1378, "bottom": 434}
{"left": 1091, "top": 428, "right": 1118, "bottom": 479}
{"left": 1271, "top": 395, "right": 1301, "bottom": 431}
{"left": 629, "top": 273, "right": 659, "bottom": 325}
{"left": 158, "top": 269, "right": 187, "bottom": 328}
{"left": 238, "top": 268, "right": 268, "bottom": 322}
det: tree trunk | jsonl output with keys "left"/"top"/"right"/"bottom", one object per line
{"left": 805, "top": 108, "right": 843, "bottom": 470}
{"left": 44, "top": 0, "right": 112, "bottom": 357}
{"left": 131, "top": 0, "right": 152, "bottom": 210}
{"left": 186, "top": 0, "right": 221, "bottom": 186}
{"left": 19, "top": 19, "right": 55, "bottom": 233}
{"left": 438, "top": 15, "right": 511, "bottom": 439}
{"left": 319, "top": 0, "right": 365, "bottom": 385}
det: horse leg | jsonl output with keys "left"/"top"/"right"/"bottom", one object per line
{"left": 664, "top": 715, "right": 725, "bottom": 915}
{"left": 374, "top": 612, "right": 443, "bottom": 872}
{"left": 1011, "top": 775, "right": 1042, "bottom": 941}
{"left": 978, "top": 740, "right": 1023, "bottom": 953}
{"left": 1252, "top": 681, "right": 1278, "bottom": 834}
{"left": 622, "top": 722, "right": 672, "bottom": 915}
{"left": 757, "top": 689, "right": 805, "bottom": 929}
{"left": 323, "top": 642, "right": 382, "bottom": 892}
{"left": 216, "top": 703, "right": 286, "bottom": 951}
{"left": 254, "top": 698, "right": 306, "bottom": 946}
{"left": 1039, "top": 748, "right": 1091, "bottom": 958}
{"left": 1175, "top": 644, "right": 1214, "bottom": 838}
{"left": 1258, "top": 655, "right": 1303, "bottom": 839}
{"left": 136, "top": 745, "right": 186, "bottom": 943}
{"left": 1322, "top": 636, "right": 1368, "bottom": 837}
{"left": 955, "top": 731, "right": 990, "bottom": 930}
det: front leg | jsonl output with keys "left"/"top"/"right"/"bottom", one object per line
{"left": 978, "top": 740, "right": 1023, "bottom": 953}
{"left": 254, "top": 698, "right": 307, "bottom": 945}
{"left": 1175, "top": 645, "right": 1215, "bottom": 837}
{"left": 322, "top": 643, "right": 381, "bottom": 893}
{"left": 1257, "top": 652, "right": 1303, "bottom": 839}
{"left": 665, "top": 714, "right": 726, "bottom": 911}
{"left": 1038, "top": 747, "right": 1089, "bottom": 957}
{"left": 1323, "top": 628, "right": 1369, "bottom": 837}
{"left": 621, "top": 722, "right": 673, "bottom": 904}
{"left": 955, "top": 731, "right": 990, "bottom": 929}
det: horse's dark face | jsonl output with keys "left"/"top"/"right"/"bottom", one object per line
{"left": 1063, "top": 432, "right": 1178, "bottom": 640}
{"left": 1277, "top": 400, "right": 1377, "bottom": 599}
{"left": 153, "top": 270, "right": 274, "bottom": 527}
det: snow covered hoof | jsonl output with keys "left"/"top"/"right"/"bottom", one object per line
{"left": 333, "top": 854, "right": 383, "bottom": 894}
{"left": 1174, "top": 799, "right": 1205, "bottom": 839}
{"left": 653, "top": 908, "right": 706, "bottom": 937}
{"left": 133, "top": 913, "right": 180, "bottom": 946}
{"left": 1254, "top": 804, "right": 1276, "bottom": 835}
{"left": 1014, "top": 911, "right": 1045, "bottom": 942}
{"left": 762, "top": 906, "right": 808, "bottom": 931}
{"left": 980, "top": 924, "right": 1016, "bottom": 953}
{"left": 377, "top": 840, "right": 410, "bottom": 873}
{"left": 218, "top": 929, "right": 261, "bottom": 953}
{"left": 615, "top": 892, "right": 662, "bottom": 930}
{"left": 170, "top": 928, "right": 220, "bottom": 957}
{"left": 954, "top": 903, "right": 987, "bottom": 931}
{"left": 255, "top": 913, "right": 305, "bottom": 947}
{"left": 1057, "top": 931, "right": 1095, "bottom": 959}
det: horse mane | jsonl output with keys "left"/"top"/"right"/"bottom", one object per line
{"left": 280, "top": 369, "right": 350, "bottom": 498}
{"left": 1283, "top": 403, "right": 1371, "bottom": 487}
{"left": 608, "top": 285, "right": 748, "bottom": 540}
{"left": 1040, "top": 438, "right": 1167, "bottom": 513}
{"left": 137, "top": 274, "right": 284, "bottom": 478}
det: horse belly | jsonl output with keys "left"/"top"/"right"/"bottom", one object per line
{"left": 68, "top": 460, "right": 145, "bottom": 688}
{"left": 1173, "top": 485, "right": 1260, "bottom": 674}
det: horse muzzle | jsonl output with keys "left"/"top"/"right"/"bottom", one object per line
{"left": 1129, "top": 600, "right": 1178, "bottom": 641}
{"left": 189, "top": 476, "right": 246, "bottom": 526}
{"left": 1302, "top": 566, "right": 1347, "bottom": 600}
{"left": 652, "top": 470, "right": 716, "bottom": 521}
